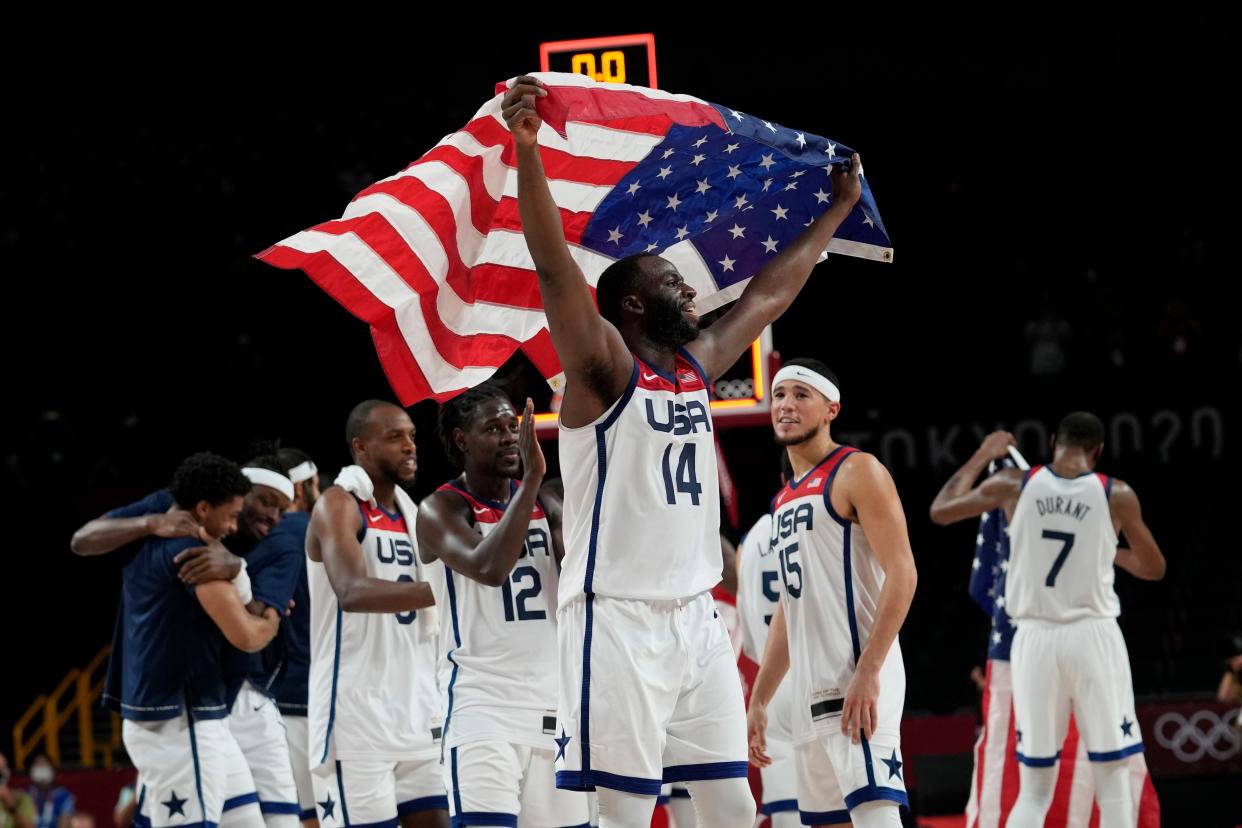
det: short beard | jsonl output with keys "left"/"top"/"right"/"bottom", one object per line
{"left": 646, "top": 298, "right": 700, "bottom": 349}
{"left": 774, "top": 421, "right": 821, "bottom": 447}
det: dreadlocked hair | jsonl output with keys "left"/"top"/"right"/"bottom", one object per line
{"left": 436, "top": 383, "right": 514, "bottom": 469}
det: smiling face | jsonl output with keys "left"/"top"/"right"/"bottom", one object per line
{"left": 771, "top": 379, "right": 840, "bottom": 446}
{"left": 237, "top": 484, "right": 291, "bottom": 542}
{"left": 632, "top": 257, "right": 701, "bottom": 348}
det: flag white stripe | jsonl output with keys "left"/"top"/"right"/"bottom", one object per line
{"left": 279, "top": 229, "right": 546, "bottom": 341}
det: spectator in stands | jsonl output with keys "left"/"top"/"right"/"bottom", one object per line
{"left": 0, "top": 752, "right": 35, "bottom": 828}
{"left": 26, "top": 755, "right": 73, "bottom": 828}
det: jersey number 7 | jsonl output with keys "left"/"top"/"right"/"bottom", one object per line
{"left": 1042, "top": 530, "right": 1076, "bottom": 587}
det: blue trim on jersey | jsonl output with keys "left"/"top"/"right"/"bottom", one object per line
{"left": 578, "top": 594, "right": 596, "bottom": 777}
{"left": 336, "top": 760, "right": 352, "bottom": 825}
{"left": 801, "top": 809, "right": 849, "bottom": 825}
{"left": 760, "top": 798, "right": 799, "bottom": 814}
{"left": 639, "top": 356, "right": 677, "bottom": 384}
{"left": 860, "top": 737, "right": 877, "bottom": 791}
{"left": 789, "top": 445, "right": 847, "bottom": 491}
{"left": 1020, "top": 467, "right": 1040, "bottom": 490}
{"left": 842, "top": 785, "right": 909, "bottom": 812}
{"left": 669, "top": 787, "right": 692, "bottom": 799}
{"left": 842, "top": 523, "right": 862, "bottom": 663}
{"left": 656, "top": 795, "right": 670, "bottom": 805}
{"left": 663, "top": 761, "right": 749, "bottom": 782}
{"left": 571, "top": 769, "right": 663, "bottom": 795}
{"left": 1015, "top": 751, "right": 1061, "bottom": 767}
{"left": 677, "top": 346, "right": 710, "bottom": 387}
{"left": 223, "top": 793, "right": 260, "bottom": 811}
{"left": 820, "top": 447, "right": 856, "bottom": 528}
{"left": 300, "top": 808, "right": 317, "bottom": 821}
{"left": 319, "top": 604, "right": 343, "bottom": 764}
{"left": 258, "top": 801, "right": 301, "bottom": 815}
{"left": 443, "top": 479, "right": 515, "bottom": 512}
{"left": 444, "top": 569, "right": 463, "bottom": 744}
{"left": 1101, "top": 475, "right": 1113, "bottom": 498}
{"left": 400, "top": 795, "right": 449, "bottom": 815}
{"left": 1087, "top": 744, "right": 1144, "bottom": 762}
{"left": 1045, "top": 467, "right": 1096, "bottom": 481}
{"left": 450, "top": 813, "right": 517, "bottom": 827}
{"left": 450, "top": 747, "right": 464, "bottom": 817}
{"left": 348, "top": 820, "right": 398, "bottom": 828}
{"left": 554, "top": 770, "right": 594, "bottom": 792}
{"left": 187, "top": 712, "right": 207, "bottom": 820}
{"left": 584, "top": 361, "right": 639, "bottom": 594}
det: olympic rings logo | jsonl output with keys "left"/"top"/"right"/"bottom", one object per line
{"left": 1153, "top": 709, "right": 1242, "bottom": 762}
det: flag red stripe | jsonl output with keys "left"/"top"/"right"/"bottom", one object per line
{"left": 999, "top": 704, "right": 1021, "bottom": 820}
{"left": 309, "top": 213, "right": 534, "bottom": 371}
{"left": 971, "top": 661, "right": 994, "bottom": 828}
{"left": 457, "top": 117, "right": 643, "bottom": 184}
{"left": 496, "top": 82, "right": 726, "bottom": 135}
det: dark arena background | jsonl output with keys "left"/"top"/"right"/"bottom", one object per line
{"left": 2, "top": 10, "right": 1238, "bottom": 827}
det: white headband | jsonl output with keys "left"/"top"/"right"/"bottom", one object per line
{"left": 242, "top": 467, "right": 295, "bottom": 501}
{"left": 287, "top": 460, "right": 318, "bottom": 485}
{"left": 772, "top": 364, "right": 841, "bottom": 403}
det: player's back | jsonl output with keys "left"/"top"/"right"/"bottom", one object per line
{"left": 558, "top": 350, "right": 721, "bottom": 604}
{"left": 1006, "top": 466, "right": 1119, "bottom": 623}
{"left": 307, "top": 494, "right": 439, "bottom": 766}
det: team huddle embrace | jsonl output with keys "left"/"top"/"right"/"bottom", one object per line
{"left": 74, "top": 76, "right": 1163, "bottom": 828}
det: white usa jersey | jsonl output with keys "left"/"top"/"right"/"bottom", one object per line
{"left": 430, "top": 480, "right": 560, "bottom": 749}
{"left": 770, "top": 447, "right": 903, "bottom": 738}
{"left": 307, "top": 496, "right": 440, "bottom": 769}
{"left": 558, "top": 350, "right": 720, "bottom": 604}
{"left": 736, "top": 513, "right": 778, "bottom": 664}
{"left": 1006, "top": 466, "right": 1120, "bottom": 623}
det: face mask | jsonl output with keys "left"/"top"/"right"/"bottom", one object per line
{"left": 31, "top": 765, "right": 53, "bottom": 785}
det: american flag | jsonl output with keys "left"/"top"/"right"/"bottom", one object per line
{"left": 257, "top": 72, "right": 891, "bottom": 404}
{"left": 965, "top": 463, "right": 1160, "bottom": 828}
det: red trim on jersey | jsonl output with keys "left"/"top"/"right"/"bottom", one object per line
{"left": 1095, "top": 472, "right": 1111, "bottom": 496}
{"left": 1021, "top": 465, "right": 1043, "bottom": 490}
{"left": 773, "top": 446, "right": 857, "bottom": 509}
{"left": 634, "top": 353, "right": 708, "bottom": 393}
{"left": 436, "top": 481, "right": 546, "bottom": 524}
{"left": 358, "top": 500, "right": 408, "bottom": 533}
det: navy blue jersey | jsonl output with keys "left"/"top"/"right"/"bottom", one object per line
{"left": 245, "top": 511, "right": 310, "bottom": 705}
{"left": 103, "top": 534, "right": 230, "bottom": 721}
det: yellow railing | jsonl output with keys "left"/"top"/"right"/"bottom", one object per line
{"left": 12, "top": 646, "right": 118, "bottom": 770}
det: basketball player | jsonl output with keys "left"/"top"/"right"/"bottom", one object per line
{"left": 504, "top": 75, "right": 863, "bottom": 828}
{"left": 416, "top": 385, "right": 589, "bottom": 827}
{"left": 103, "top": 452, "right": 282, "bottom": 828}
{"left": 736, "top": 452, "right": 798, "bottom": 827}
{"left": 80, "top": 454, "right": 299, "bottom": 827}
{"left": 272, "top": 447, "right": 322, "bottom": 828}
{"left": 747, "top": 359, "right": 918, "bottom": 828}
{"left": 305, "top": 401, "right": 447, "bottom": 828}
{"left": 928, "top": 418, "right": 1165, "bottom": 828}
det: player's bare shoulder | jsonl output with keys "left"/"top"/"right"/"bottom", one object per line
{"left": 828, "top": 450, "right": 895, "bottom": 522}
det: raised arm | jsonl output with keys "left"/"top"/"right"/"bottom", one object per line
{"left": 1110, "top": 480, "right": 1166, "bottom": 581}
{"left": 195, "top": 580, "right": 281, "bottom": 653}
{"left": 503, "top": 77, "right": 632, "bottom": 419}
{"left": 417, "top": 400, "right": 547, "bottom": 586}
{"left": 310, "top": 487, "right": 435, "bottom": 613}
{"left": 686, "top": 155, "right": 863, "bottom": 380}
{"left": 929, "top": 432, "right": 1024, "bottom": 525}
{"left": 837, "top": 454, "right": 918, "bottom": 744}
